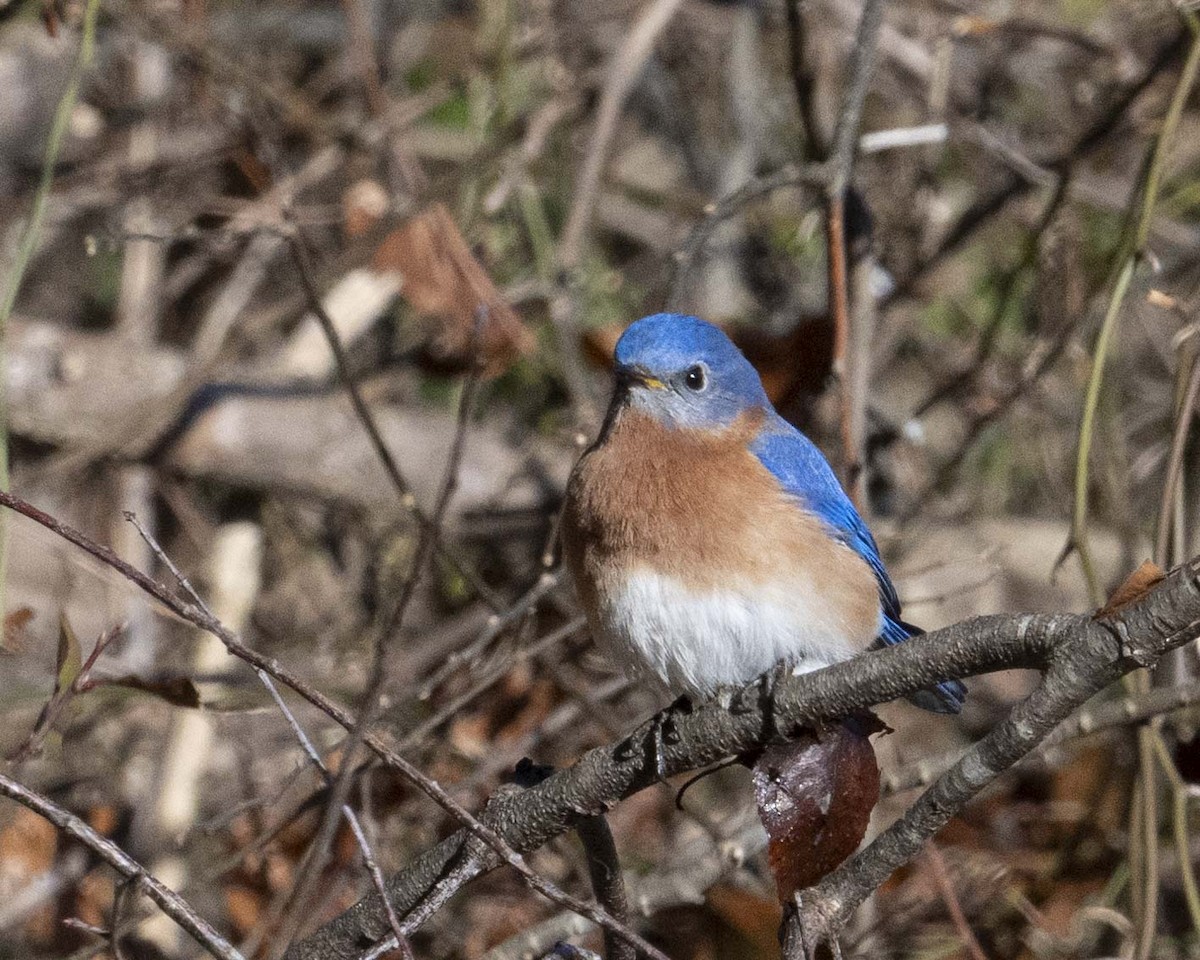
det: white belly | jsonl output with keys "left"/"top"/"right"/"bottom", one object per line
{"left": 591, "top": 567, "right": 875, "bottom": 698}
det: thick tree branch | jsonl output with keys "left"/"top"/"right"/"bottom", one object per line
{"left": 8, "top": 484, "right": 1199, "bottom": 960}
{"left": 0, "top": 489, "right": 666, "bottom": 960}
{"left": 286, "top": 559, "right": 1200, "bottom": 960}
{"left": 790, "top": 567, "right": 1200, "bottom": 950}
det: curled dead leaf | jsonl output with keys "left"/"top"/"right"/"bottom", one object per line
{"left": 374, "top": 203, "right": 534, "bottom": 375}
{"left": 752, "top": 719, "right": 881, "bottom": 903}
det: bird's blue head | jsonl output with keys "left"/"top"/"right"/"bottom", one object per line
{"left": 609, "top": 313, "right": 770, "bottom": 430}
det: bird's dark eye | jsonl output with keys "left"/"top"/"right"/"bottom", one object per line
{"left": 684, "top": 365, "right": 706, "bottom": 391}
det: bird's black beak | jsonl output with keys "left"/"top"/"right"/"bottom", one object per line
{"left": 597, "top": 364, "right": 664, "bottom": 444}
{"left": 614, "top": 364, "right": 667, "bottom": 391}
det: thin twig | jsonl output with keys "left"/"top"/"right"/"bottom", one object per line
{"left": 110, "top": 878, "right": 138, "bottom": 960}
{"left": 419, "top": 570, "right": 563, "bottom": 697}
{"left": 859, "top": 123, "right": 947, "bottom": 153}
{"left": 785, "top": 0, "right": 827, "bottom": 162}
{"left": 1150, "top": 734, "right": 1200, "bottom": 936}
{"left": 400, "top": 616, "right": 585, "bottom": 750}
{"left": 285, "top": 231, "right": 502, "bottom": 611}
{"left": 1133, "top": 723, "right": 1160, "bottom": 960}
{"left": 903, "top": 301, "right": 1090, "bottom": 521}
{"left": 0, "top": 488, "right": 664, "bottom": 960}
{"left": 123, "top": 512, "right": 416, "bottom": 960}
{"left": 923, "top": 844, "right": 989, "bottom": 960}
{"left": 0, "top": 772, "right": 245, "bottom": 960}
{"left": 825, "top": 0, "right": 885, "bottom": 198}
{"left": 823, "top": 0, "right": 884, "bottom": 494}
{"left": 911, "top": 175, "right": 1072, "bottom": 421}
{"left": 6, "top": 622, "right": 126, "bottom": 765}
{"left": 285, "top": 234, "right": 417, "bottom": 513}
{"left": 1155, "top": 354, "right": 1200, "bottom": 560}
{"left": 275, "top": 308, "right": 484, "bottom": 957}
{"left": 826, "top": 193, "right": 851, "bottom": 384}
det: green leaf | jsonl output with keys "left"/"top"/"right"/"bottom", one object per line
{"left": 42, "top": 729, "right": 64, "bottom": 765}
{"left": 55, "top": 613, "right": 83, "bottom": 694}
{"left": 197, "top": 685, "right": 276, "bottom": 714}
{"left": 99, "top": 675, "right": 202, "bottom": 709}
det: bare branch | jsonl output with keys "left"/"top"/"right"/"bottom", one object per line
{"left": 6, "top": 492, "right": 1200, "bottom": 960}
{"left": 0, "top": 489, "right": 666, "bottom": 960}
{"left": 825, "top": 0, "right": 884, "bottom": 198}
{"left": 575, "top": 814, "right": 635, "bottom": 960}
{"left": 285, "top": 231, "right": 501, "bottom": 610}
{"left": 287, "top": 560, "right": 1200, "bottom": 960}
{"left": 785, "top": 0, "right": 826, "bottom": 162}
{"left": 0, "top": 773, "right": 244, "bottom": 960}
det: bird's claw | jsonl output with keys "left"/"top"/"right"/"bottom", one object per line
{"left": 649, "top": 694, "right": 693, "bottom": 782}
{"left": 728, "top": 665, "right": 788, "bottom": 741}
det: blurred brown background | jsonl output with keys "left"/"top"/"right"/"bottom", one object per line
{"left": 1, "top": 0, "right": 1199, "bottom": 957}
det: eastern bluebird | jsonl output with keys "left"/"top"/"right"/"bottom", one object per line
{"left": 560, "top": 313, "right": 965, "bottom": 714}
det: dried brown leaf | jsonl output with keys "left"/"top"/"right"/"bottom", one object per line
{"left": 752, "top": 720, "right": 881, "bottom": 902}
{"left": 224, "top": 884, "right": 265, "bottom": 936}
{"left": 74, "top": 870, "right": 114, "bottom": 929}
{"left": 705, "top": 884, "right": 781, "bottom": 955}
{"left": 373, "top": 203, "right": 534, "bottom": 375}
{"left": 87, "top": 805, "right": 118, "bottom": 836}
{"left": 2, "top": 607, "right": 34, "bottom": 653}
{"left": 0, "top": 809, "right": 57, "bottom": 943}
{"left": 1094, "top": 560, "right": 1165, "bottom": 619}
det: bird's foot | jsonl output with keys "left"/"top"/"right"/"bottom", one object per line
{"left": 616, "top": 694, "right": 694, "bottom": 783}
{"left": 728, "top": 665, "right": 790, "bottom": 741}
{"left": 650, "top": 694, "right": 694, "bottom": 781}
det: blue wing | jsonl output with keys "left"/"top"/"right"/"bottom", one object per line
{"left": 750, "top": 418, "right": 965, "bottom": 713}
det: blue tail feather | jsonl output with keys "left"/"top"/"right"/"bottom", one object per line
{"left": 878, "top": 616, "right": 966, "bottom": 714}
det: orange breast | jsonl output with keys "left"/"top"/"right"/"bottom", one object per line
{"left": 560, "top": 409, "right": 880, "bottom": 643}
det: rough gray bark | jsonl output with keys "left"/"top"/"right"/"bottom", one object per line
{"left": 286, "top": 559, "right": 1200, "bottom": 960}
